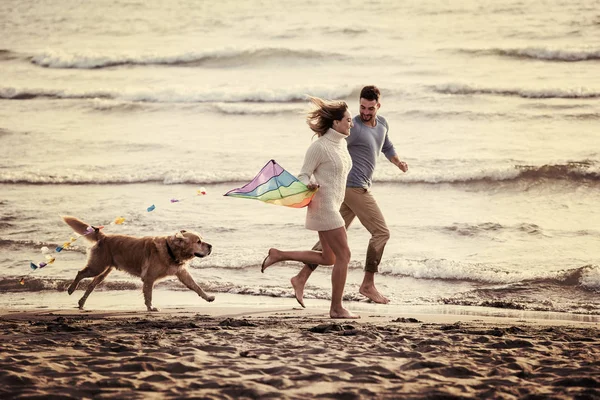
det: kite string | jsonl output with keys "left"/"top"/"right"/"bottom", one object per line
{"left": 21, "top": 226, "right": 97, "bottom": 285}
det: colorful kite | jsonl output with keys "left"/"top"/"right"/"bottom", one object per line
{"left": 224, "top": 159, "right": 316, "bottom": 208}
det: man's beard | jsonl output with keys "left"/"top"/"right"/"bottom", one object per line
{"left": 360, "top": 114, "right": 373, "bottom": 122}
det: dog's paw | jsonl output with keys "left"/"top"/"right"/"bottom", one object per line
{"left": 147, "top": 307, "right": 159, "bottom": 312}
{"left": 206, "top": 296, "right": 215, "bottom": 303}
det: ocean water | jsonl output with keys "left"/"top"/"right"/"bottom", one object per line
{"left": 1, "top": 0, "right": 599, "bottom": 317}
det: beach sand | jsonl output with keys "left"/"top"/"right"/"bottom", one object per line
{"left": 1, "top": 301, "right": 599, "bottom": 400}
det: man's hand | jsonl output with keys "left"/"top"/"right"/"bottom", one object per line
{"left": 398, "top": 161, "right": 408, "bottom": 172}
{"left": 391, "top": 155, "right": 408, "bottom": 172}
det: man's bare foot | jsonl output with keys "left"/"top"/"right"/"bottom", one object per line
{"left": 290, "top": 276, "right": 306, "bottom": 308}
{"left": 359, "top": 285, "right": 390, "bottom": 304}
{"left": 261, "top": 248, "right": 278, "bottom": 273}
{"left": 330, "top": 307, "right": 360, "bottom": 319}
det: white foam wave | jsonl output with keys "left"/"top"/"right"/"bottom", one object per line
{"left": 0, "top": 86, "right": 111, "bottom": 100}
{"left": 30, "top": 47, "right": 340, "bottom": 69}
{"left": 211, "top": 102, "right": 304, "bottom": 115}
{"left": 88, "top": 98, "right": 143, "bottom": 111}
{"left": 432, "top": 83, "right": 600, "bottom": 99}
{"left": 0, "top": 168, "right": 251, "bottom": 185}
{"left": 581, "top": 265, "right": 600, "bottom": 291}
{"left": 0, "top": 85, "right": 355, "bottom": 104}
{"left": 383, "top": 258, "right": 548, "bottom": 284}
{"left": 2, "top": 160, "right": 598, "bottom": 185}
{"left": 383, "top": 259, "right": 600, "bottom": 290}
{"left": 377, "top": 161, "right": 600, "bottom": 184}
{"left": 374, "top": 164, "right": 522, "bottom": 184}
{"left": 487, "top": 47, "right": 600, "bottom": 62}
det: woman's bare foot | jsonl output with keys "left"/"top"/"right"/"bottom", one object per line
{"left": 290, "top": 276, "right": 306, "bottom": 308}
{"left": 261, "top": 248, "right": 279, "bottom": 273}
{"left": 359, "top": 284, "right": 390, "bottom": 304}
{"left": 330, "top": 307, "right": 360, "bottom": 319}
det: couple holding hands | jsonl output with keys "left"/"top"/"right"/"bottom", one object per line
{"left": 261, "top": 86, "right": 408, "bottom": 319}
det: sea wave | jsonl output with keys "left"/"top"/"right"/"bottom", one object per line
{"left": 29, "top": 47, "right": 344, "bottom": 69}
{"left": 432, "top": 83, "right": 600, "bottom": 99}
{"left": 379, "top": 161, "right": 600, "bottom": 185}
{"left": 458, "top": 47, "right": 600, "bottom": 62}
{"left": 0, "top": 238, "right": 86, "bottom": 254}
{"left": 442, "top": 222, "right": 546, "bottom": 237}
{"left": 514, "top": 162, "right": 600, "bottom": 181}
{"left": 385, "top": 258, "right": 532, "bottom": 284}
{"left": 0, "top": 170, "right": 242, "bottom": 185}
{"left": 440, "top": 265, "right": 600, "bottom": 313}
{"left": 385, "top": 258, "right": 600, "bottom": 289}
{"left": 0, "top": 277, "right": 138, "bottom": 293}
{"left": 0, "top": 85, "right": 355, "bottom": 104}
{"left": 87, "top": 99, "right": 146, "bottom": 112}
{"left": 1, "top": 161, "right": 598, "bottom": 185}
{"left": 400, "top": 109, "right": 600, "bottom": 121}
{"left": 211, "top": 102, "right": 304, "bottom": 116}
{"left": 321, "top": 27, "right": 368, "bottom": 36}
{"left": 0, "top": 49, "right": 22, "bottom": 62}
{"left": 4, "top": 264, "right": 598, "bottom": 297}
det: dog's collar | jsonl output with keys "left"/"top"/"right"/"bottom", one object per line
{"left": 165, "top": 241, "right": 181, "bottom": 264}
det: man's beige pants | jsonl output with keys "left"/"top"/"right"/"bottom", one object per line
{"left": 308, "top": 187, "right": 390, "bottom": 273}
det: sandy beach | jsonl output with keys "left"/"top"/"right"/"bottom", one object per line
{"left": 2, "top": 2, "right": 600, "bottom": 399}
{"left": 1, "top": 303, "right": 599, "bottom": 399}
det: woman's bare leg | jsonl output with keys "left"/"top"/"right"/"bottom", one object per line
{"left": 289, "top": 237, "right": 333, "bottom": 307}
{"left": 290, "top": 264, "right": 314, "bottom": 308}
{"left": 261, "top": 247, "right": 335, "bottom": 273}
{"left": 319, "top": 228, "right": 359, "bottom": 319}
{"left": 290, "top": 201, "right": 356, "bottom": 307}
{"left": 261, "top": 227, "right": 358, "bottom": 318}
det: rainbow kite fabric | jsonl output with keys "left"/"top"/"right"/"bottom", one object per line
{"left": 224, "top": 160, "right": 316, "bottom": 208}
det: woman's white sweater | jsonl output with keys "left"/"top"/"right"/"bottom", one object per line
{"left": 298, "top": 128, "right": 352, "bottom": 231}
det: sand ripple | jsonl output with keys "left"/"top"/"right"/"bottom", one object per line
{"left": 0, "top": 311, "right": 599, "bottom": 399}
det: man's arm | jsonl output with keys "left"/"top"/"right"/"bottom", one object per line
{"left": 389, "top": 154, "right": 408, "bottom": 172}
{"left": 379, "top": 117, "right": 407, "bottom": 173}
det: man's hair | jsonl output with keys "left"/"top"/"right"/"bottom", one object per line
{"left": 360, "top": 85, "right": 380, "bottom": 102}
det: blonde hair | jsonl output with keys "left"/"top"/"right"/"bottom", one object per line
{"left": 306, "top": 96, "right": 348, "bottom": 137}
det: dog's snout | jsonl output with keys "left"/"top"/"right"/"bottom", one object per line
{"left": 194, "top": 242, "right": 212, "bottom": 258}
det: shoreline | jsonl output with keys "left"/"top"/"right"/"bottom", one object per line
{"left": 2, "top": 290, "right": 599, "bottom": 325}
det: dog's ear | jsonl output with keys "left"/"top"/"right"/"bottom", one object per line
{"left": 175, "top": 231, "right": 185, "bottom": 240}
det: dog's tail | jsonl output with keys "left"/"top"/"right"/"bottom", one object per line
{"left": 62, "top": 216, "right": 103, "bottom": 242}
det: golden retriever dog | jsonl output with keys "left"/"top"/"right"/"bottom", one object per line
{"left": 63, "top": 216, "right": 214, "bottom": 311}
